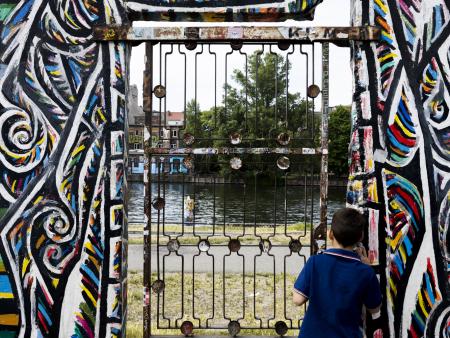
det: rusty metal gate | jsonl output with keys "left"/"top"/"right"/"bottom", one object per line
{"left": 106, "top": 26, "right": 382, "bottom": 337}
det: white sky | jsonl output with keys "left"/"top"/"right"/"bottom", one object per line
{"left": 129, "top": 0, "right": 352, "bottom": 111}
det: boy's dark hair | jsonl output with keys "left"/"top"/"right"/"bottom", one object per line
{"left": 331, "top": 208, "right": 366, "bottom": 247}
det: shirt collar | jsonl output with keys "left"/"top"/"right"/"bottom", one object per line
{"left": 322, "top": 248, "right": 361, "bottom": 262}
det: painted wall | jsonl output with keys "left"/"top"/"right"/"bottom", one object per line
{"left": 0, "top": 0, "right": 324, "bottom": 336}
{"left": 126, "top": 0, "right": 323, "bottom": 22}
{"left": 0, "top": 0, "right": 129, "bottom": 335}
{"left": 349, "top": 0, "right": 450, "bottom": 337}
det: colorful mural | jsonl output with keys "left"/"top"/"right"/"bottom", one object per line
{"left": 0, "top": 0, "right": 128, "bottom": 335}
{"left": 349, "top": 0, "right": 450, "bottom": 337}
{"left": 126, "top": 0, "right": 323, "bottom": 21}
{"left": 0, "top": 0, "right": 325, "bottom": 334}
{"left": 4, "top": 0, "right": 448, "bottom": 335}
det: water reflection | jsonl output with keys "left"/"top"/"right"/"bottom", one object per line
{"left": 128, "top": 182, "right": 347, "bottom": 225}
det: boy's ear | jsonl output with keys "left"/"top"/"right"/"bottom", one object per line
{"left": 328, "top": 229, "right": 334, "bottom": 241}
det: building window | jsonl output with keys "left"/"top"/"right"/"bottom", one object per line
{"left": 160, "top": 129, "right": 164, "bottom": 138}
{"left": 170, "top": 142, "right": 177, "bottom": 149}
{"left": 171, "top": 129, "right": 178, "bottom": 138}
{"left": 173, "top": 159, "right": 180, "bottom": 172}
{"left": 135, "top": 130, "right": 139, "bottom": 136}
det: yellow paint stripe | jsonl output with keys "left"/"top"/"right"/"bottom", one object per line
{"left": 60, "top": 177, "right": 70, "bottom": 191}
{"left": 382, "top": 31, "right": 393, "bottom": 41}
{"left": 33, "top": 196, "right": 43, "bottom": 205}
{"left": 0, "top": 314, "right": 19, "bottom": 325}
{"left": 390, "top": 230, "right": 403, "bottom": 250}
{"left": 389, "top": 278, "right": 397, "bottom": 295}
{"left": 64, "top": 12, "right": 80, "bottom": 29}
{"left": 71, "top": 145, "right": 86, "bottom": 157}
{"left": 81, "top": 285, "right": 97, "bottom": 307}
{"left": 35, "top": 235, "right": 46, "bottom": 249}
{"left": 399, "top": 245, "right": 407, "bottom": 264}
{"left": 425, "top": 74, "right": 436, "bottom": 85}
{"left": 96, "top": 108, "right": 106, "bottom": 122}
{"left": 379, "top": 52, "right": 397, "bottom": 63}
{"left": 418, "top": 291, "right": 428, "bottom": 317}
{"left": 21, "top": 256, "right": 30, "bottom": 277}
{"left": 375, "top": 0, "right": 388, "bottom": 13}
{"left": 394, "top": 114, "right": 415, "bottom": 138}
{"left": 0, "top": 293, "right": 14, "bottom": 299}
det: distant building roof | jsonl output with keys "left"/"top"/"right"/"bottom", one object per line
{"left": 166, "top": 112, "right": 184, "bottom": 127}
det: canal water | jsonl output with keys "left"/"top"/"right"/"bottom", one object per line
{"left": 128, "top": 182, "right": 347, "bottom": 226}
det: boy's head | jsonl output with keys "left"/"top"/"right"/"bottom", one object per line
{"left": 330, "top": 208, "right": 366, "bottom": 248}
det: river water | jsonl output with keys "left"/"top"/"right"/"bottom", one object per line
{"left": 128, "top": 182, "right": 347, "bottom": 226}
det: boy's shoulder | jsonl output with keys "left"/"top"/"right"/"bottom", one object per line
{"left": 315, "top": 249, "right": 375, "bottom": 274}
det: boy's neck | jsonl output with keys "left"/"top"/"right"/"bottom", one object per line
{"left": 330, "top": 239, "right": 354, "bottom": 251}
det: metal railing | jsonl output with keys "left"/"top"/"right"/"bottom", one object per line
{"left": 141, "top": 38, "right": 330, "bottom": 337}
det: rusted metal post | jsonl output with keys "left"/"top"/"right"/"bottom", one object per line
{"left": 143, "top": 42, "right": 152, "bottom": 338}
{"left": 315, "top": 42, "right": 329, "bottom": 254}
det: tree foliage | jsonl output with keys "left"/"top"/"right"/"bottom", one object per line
{"left": 185, "top": 52, "right": 313, "bottom": 144}
{"left": 183, "top": 51, "right": 350, "bottom": 178}
{"left": 328, "top": 105, "right": 351, "bottom": 177}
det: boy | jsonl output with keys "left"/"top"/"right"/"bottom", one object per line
{"left": 293, "top": 208, "right": 382, "bottom": 338}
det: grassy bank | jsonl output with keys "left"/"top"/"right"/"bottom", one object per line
{"left": 127, "top": 270, "right": 304, "bottom": 337}
{"left": 128, "top": 223, "right": 310, "bottom": 246}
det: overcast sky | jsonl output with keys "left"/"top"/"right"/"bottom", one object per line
{"left": 129, "top": 0, "right": 352, "bottom": 111}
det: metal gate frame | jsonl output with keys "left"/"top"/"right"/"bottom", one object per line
{"left": 95, "top": 25, "right": 380, "bottom": 337}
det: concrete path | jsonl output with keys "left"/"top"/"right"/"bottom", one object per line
{"left": 127, "top": 244, "right": 309, "bottom": 274}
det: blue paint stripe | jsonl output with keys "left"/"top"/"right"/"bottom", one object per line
{"left": 403, "top": 235, "right": 413, "bottom": 256}
{"left": 38, "top": 302, "right": 52, "bottom": 325}
{"left": 81, "top": 265, "right": 99, "bottom": 286}
{"left": 0, "top": 275, "right": 13, "bottom": 293}
{"left": 394, "top": 253, "right": 404, "bottom": 275}
{"left": 387, "top": 128, "right": 412, "bottom": 154}
{"left": 424, "top": 273, "right": 436, "bottom": 304}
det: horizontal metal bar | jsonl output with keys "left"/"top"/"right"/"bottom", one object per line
{"left": 147, "top": 147, "right": 320, "bottom": 155}
{"left": 93, "top": 26, "right": 380, "bottom": 43}
{"left": 148, "top": 336, "right": 299, "bottom": 338}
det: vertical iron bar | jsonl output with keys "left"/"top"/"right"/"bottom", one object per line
{"left": 271, "top": 46, "right": 278, "bottom": 133}
{"left": 143, "top": 42, "right": 153, "bottom": 338}
{"left": 244, "top": 50, "right": 248, "bottom": 131}
{"left": 299, "top": 45, "right": 309, "bottom": 133}
{"left": 315, "top": 42, "right": 329, "bottom": 254}
{"left": 179, "top": 44, "right": 188, "bottom": 132}
{"left": 311, "top": 44, "right": 315, "bottom": 139}
{"left": 194, "top": 45, "right": 203, "bottom": 133}
{"left": 209, "top": 44, "right": 218, "bottom": 130}
{"left": 159, "top": 45, "right": 163, "bottom": 144}
{"left": 164, "top": 44, "right": 174, "bottom": 130}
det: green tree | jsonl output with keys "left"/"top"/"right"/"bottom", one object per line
{"left": 182, "top": 51, "right": 320, "bottom": 179}
{"left": 328, "top": 105, "right": 351, "bottom": 177}
{"left": 219, "top": 52, "right": 310, "bottom": 141}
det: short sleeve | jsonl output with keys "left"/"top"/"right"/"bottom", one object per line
{"left": 363, "top": 270, "right": 382, "bottom": 309}
{"left": 294, "top": 257, "right": 314, "bottom": 298}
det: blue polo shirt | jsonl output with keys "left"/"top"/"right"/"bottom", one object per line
{"left": 294, "top": 248, "right": 382, "bottom": 338}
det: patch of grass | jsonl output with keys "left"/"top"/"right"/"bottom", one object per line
{"left": 129, "top": 223, "right": 310, "bottom": 247}
{"left": 126, "top": 270, "right": 304, "bottom": 337}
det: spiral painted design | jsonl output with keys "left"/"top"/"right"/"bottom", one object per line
{"left": 0, "top": 107, "right": 52, "bottom": 172}
{"left": 36, "top": 206, "right": 74, "bottom": 243}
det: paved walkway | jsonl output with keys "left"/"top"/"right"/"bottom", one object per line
{"left": 128, "top": 244, "right": 308, "bottom": 274}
